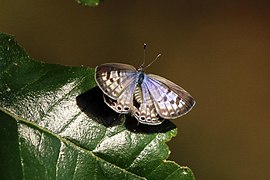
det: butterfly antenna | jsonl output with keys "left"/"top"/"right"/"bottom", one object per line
{"left": 142, "top": 43, "right": 147, "bottom": 67}
{"left": 143, "top": 53, "right": 161, "bottom": 70}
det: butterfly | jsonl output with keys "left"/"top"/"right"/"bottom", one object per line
{"left": 95, "top": 48, "right": 195, "bottom": 125}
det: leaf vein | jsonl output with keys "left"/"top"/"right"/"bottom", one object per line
{"left": 165, "top": 167, "right": 181, "bottom": 180}
{"left": 126, "top": 134, "right": 157, "bottom": 169}
{"left": 57, "top": 110, "right": 83, "bottom": 134}
{"left": 39, "top": 75, "right": 87, "bottom": 121}
{"left": 2, "top": 107, "right": 145, "bottom": 179}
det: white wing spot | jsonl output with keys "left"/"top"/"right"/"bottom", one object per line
{"left": 180, "top": 99, "right": 186, "bottom": 105}
{"left": 102, "top": 75, "right": 107, "bottom": 80}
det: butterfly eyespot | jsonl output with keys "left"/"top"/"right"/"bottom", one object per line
{"left": 147, "top": 118, "right": 151, "bottom": 121}
{"left": 135, "top": 112, "right": 139, "bottom": 116}
{"left": 140, "top": 116, "right": 145, "bottom": 121}
{"left": 117, "top": 106, "right": 122, "bottom": 110}
{"left": 124, "top": 107, "right": 129, "bottom": 111}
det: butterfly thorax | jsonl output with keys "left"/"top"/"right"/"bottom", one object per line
{"left": 137, "top": 71, "right": 145, "bottom": 85}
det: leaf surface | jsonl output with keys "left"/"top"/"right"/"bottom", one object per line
{"left": 0, "top": 33, "right": 194, "bottom": 180}
{"left": 75, "top": 0, "right": 102, "bottom": 6}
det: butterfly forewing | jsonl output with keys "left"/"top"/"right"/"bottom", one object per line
{"left": 145, "top": 74, "right": 195, "bottom": 119}
{"left": 95, "top": 63, "right": 137, "bottom": 99}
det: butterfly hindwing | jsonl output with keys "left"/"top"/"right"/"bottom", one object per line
{"left": 133, "top": 83, "right": 164, "bottom": 125}
{"left": 104, "top": 80, "right": 136, "bottom": 114}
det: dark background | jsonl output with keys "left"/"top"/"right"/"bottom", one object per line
{"left": 1, "top": 0, "right": 270, "bottom": 179}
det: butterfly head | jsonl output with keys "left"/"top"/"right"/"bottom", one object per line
{"left": 137, "top": 64, "right": 144, "bottom": 72}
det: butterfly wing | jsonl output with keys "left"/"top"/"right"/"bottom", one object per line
{"left": 95, "top": 63, "right": 137, "bottom": 99}
{"left": 95, "top": 63, "right": 137, "bottom": 114}
{"left": 103, "top": 80, "right": 136, "bottom": 114}
{"left": 132, "top": 82, "right": 164, "bottom": 125}
{"left": 145, "top": 74, "right": 195, "bottom": 119}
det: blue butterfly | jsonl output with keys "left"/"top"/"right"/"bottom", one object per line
{"left": 95, "top": 48, "right": 195, "bottom": 125}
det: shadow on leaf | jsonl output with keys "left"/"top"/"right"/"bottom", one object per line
{"left": 76, "top": 87, "right": 121, "bottom": 127}
{"left": 124, "top": 117, "right": 176, "bottom": 134}
{"left": 76, "top": 86, "right": 176, "bottom": 133}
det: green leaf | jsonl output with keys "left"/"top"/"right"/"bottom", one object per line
{"left": 75, "top": 0, "right": 102, "bottom": 6}
{"left": 0, "top": 32, "right": 195, "bottom": 180}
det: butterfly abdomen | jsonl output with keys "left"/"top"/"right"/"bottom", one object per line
{"left": 134, "top": 86, "right": 143, "bottom": 105}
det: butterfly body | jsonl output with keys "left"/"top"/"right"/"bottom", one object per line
{"left": 95, "top": 63, "right": 195, "bottom": 125}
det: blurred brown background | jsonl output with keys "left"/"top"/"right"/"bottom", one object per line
{"left": 1, "top": 0, "right": 270, "bottom": 179}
